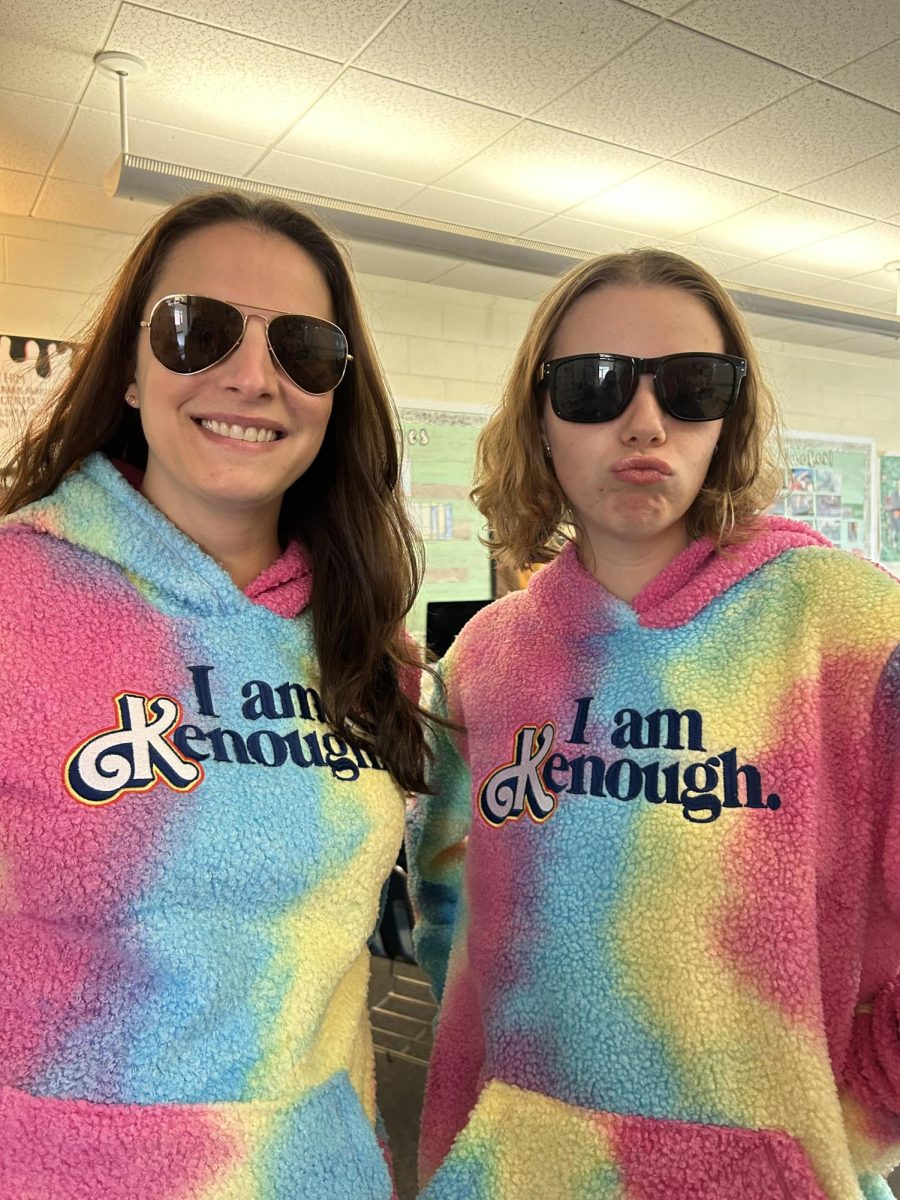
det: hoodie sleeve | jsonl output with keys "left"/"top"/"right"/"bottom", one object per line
{"left": 406, "top": 657, "right": 472, "bottom": 1004}
{"left": 841, "top": 645, "right": 900, "bottom": 1172}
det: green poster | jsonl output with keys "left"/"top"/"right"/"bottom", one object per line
{"left": 398, "top": 407, "right": 492, "bottom": 642}
{"left": 767, "top": 433, "right": 875, "bottom": 557}
{"left": 880, "top": 454, "right": 900, "bottom": 566}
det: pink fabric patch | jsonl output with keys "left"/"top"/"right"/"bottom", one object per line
{"left": 0, "top": 1085, "right": 237, "bottom": 1200}
{"left": 244, "top": 541, "right": 312, "bottom": 617}
{"left": 609, "top": 1111, "right": 827, "bottom": 1199}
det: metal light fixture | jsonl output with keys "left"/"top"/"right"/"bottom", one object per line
{"left": 94, "top": 51, "right": 900, "bottom": 343}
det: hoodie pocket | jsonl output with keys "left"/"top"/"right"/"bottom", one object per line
{"left": 0, "top": 1072, "right": 392, "bottom": 1200}
{"left": 420, "top": 1078, "right": 827, "bottom": 1200}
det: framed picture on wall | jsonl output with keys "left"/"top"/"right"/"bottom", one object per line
{"left": 768, "top": 432, "right": 877, "bottom": 559}
{"left": 398, "top": 403, "right": 493, "bottom": 644}
{"left": 879, "top": 453, "right": 900, "bottom": 570}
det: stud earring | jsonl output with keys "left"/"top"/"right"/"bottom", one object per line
{"left": 125, "top": 393, "right": 139, "bottom": 408}
{"left": 542, "top": 440, "right": 552, "bottom": 458}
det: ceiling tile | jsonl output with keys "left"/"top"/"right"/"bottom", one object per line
{"left": 0, "top": 168, "right": 42, "bottom": 217}
{"left": 821, "top": 331, "right": 900, "bottom": 356}
{"left": 851, "top": 265, "right": 900, "bottom": 293}
{"left": 569, "top": 162, "right": 774, "bottom": 238}
{"left": 0, "top": 89, "right": 74, "bottom": 175}
{"left": 679, "top": 84, "right": 900, "bottom": 191}
{"left": 739, "top": 312, "right": 797, "bottom": 340}
{"left": 628, "top": 0, "right": 691, "bottom": 12}
{"left": 657, "top": 240, "right": 759, "bottom": 277}
{"left": 53, "top": 108, "right": 265, "bottom": 187}
{"left": 535, "top": 23, "right": 804, "bottom": 156}
{"left": 825, "top": 38, "right": 900, "bottom": 112}
{"left": 763, "top": 320, "right": 858, "bottom": 348}
{"left": 253, "top": 153, "right": 423, "bottom": 208}
{"left": 427, "top": 261, "right": 551, "bottom": 301}
{"left": 83, "top": 6, "right": 339, "bottom": 143}
{"left": 34, "top": 179, "right": 163, "bottom": 236}
{"left": 0, "top": 0, "right": 112, "bottom": 103}
{"left": 672, "top": 0, "right": 900, "bottom": 75}
{"left": 345, "top": 238, "right": 465, "bottom": 283}
{"left": 5, "top": 237, "right": 124, "bottom": 294}
{"left": 805, "top": 278, "right": 897, "bottom": 311}
{"left": 356, "top": 0, "right": 658, "bottom": 114}
{"left": 278, "top": 70, "right": 517, "bottom": 183}
{"left": 437, "top": 122, "right": 658, "bottom": 211}
{"left": 145, "top": 0, "right": 400, "bottom": 60}
{"left": 723, "top": 261, "right": 840, "bottom": 298}
{"left": 792, "top": 147, "right": 900, "bottom": 219}
{"left": 772, "top": 221, "right": 900, "bottom": 276}
{"left": 687, "top": 195, "right": 867, "bottom": 260}
{"left": 399, "top": 188, "right": 552, "bottom": 236}
{"left": 523, "top": 216, "right": 644, "bottom": 254}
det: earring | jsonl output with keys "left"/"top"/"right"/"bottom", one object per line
{"left": 125, "top": 393, "right": 138, "bottom": 408}
{"left": 542, "top": 440, "right": 552, "bottom": 458}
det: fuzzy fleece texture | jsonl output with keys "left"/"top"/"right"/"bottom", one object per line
{"left": 0, "top": 453, "right": 403, "bottom": 1199}
{"left": 408, "top": 521, "right": 900, "bottom": 1200}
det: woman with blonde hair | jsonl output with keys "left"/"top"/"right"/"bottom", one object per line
{"left": 0, "top": 189, "right": 430, "bottom": 1198}
{"left": 409, "top": 248, "right": 900, "bottom": 1199}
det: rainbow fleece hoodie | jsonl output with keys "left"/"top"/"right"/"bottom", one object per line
{"left": 408, "top": 521, "right": 900, "bottom": 1200}
{"left": 0, "top": 453, "right": 403, "bottom": 1200}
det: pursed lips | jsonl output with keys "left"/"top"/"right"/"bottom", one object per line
{"left": 612, "top": 455, "right": 672, "bottom": 484}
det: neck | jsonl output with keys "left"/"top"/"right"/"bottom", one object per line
{"left": 578, "top": 523, "right": 690, "bottom": 603}
{"left": 141, "top": 486, "right": 282, "bottom": 591}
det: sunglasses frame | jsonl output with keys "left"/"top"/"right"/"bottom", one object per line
{"left": 537, "top": 351, "right": 747, "bottom": 423}
{"left": 139, "top": 293, "right": 353, "bottom": 395}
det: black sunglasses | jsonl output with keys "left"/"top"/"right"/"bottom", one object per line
{"left": 140, "top": 294, "right": 352, "bottom": 395}
{"left": 537, "top": 352, "right": 746, "bottom": 423}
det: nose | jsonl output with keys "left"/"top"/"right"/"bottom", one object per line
{"left": 618, "top": 374, "right": 666, "bottom": 447}
{"left": 219, "top": 313, "right": 279, "bottom": 397}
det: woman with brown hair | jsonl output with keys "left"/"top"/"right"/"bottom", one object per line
{"left": 0, "top": 190, "right": 428, "bottom": 1198}
{"left": 409, "top": 249, "right": 900, "bottom": 1199}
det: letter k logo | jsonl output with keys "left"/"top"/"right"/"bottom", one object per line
{"left": 64, "top": 692, "right": 203, "bottom": 806}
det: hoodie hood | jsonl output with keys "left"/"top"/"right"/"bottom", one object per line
{"left": 2, "top": 452, "right": 312, "bottom": 619}
{"left": 529, "top": 518, "right": 832, "bottom": 636}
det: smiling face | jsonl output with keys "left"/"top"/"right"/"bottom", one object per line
{"left": 542, "top": 283, "right": 726, "bottom": 569}
{"left": 131, "top": 221, "right": 336, "bottom": 539}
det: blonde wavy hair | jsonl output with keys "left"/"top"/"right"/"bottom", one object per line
{"left": 473, "top": 248, "right": 785, "bottom": 569}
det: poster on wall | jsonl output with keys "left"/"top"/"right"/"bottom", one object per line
{"left": 0, "top": 335, "right": 75, "bottom": 473}
{"left": 880, "top": 454, "right": 900, "bottom": 569}
{"left": 768, "top": 432, "right": 876, "bottom": 558}
{"left": 398, "top": 405, "right": 492, "bottom": 643}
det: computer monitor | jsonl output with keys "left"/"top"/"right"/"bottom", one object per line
{"left": 425, "top": 598, "right": 492, "bottom": 660}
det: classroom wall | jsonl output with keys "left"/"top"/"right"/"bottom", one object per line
{"left": 2, "top": 211, "right": 899, "bottom": 458}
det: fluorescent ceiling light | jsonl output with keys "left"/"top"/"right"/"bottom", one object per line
{"left": 105, "top": 153, "right": 900, "bottom": 342}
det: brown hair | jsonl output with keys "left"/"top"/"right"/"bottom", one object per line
{"left": 474, "top": 247, "right": 785, "bottom": 569}
{"left": 3, "top": 190, "right": 433, "bottom": 791}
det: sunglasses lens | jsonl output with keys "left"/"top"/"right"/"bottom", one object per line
{"left": 551, "top": 357, "right": 634, "bottom": 423}
{"left": 269, "top": 316, "right": 348, "bottom": 394}
{"left": 658, "top": 356, "right": 738, "bottom": 420}
{"left": 149, "top": 296, "right": 243, "bottom": 374}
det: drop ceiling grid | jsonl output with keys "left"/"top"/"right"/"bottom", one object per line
{"left": 1, "top": 0, "right": 900, "bottom": 316}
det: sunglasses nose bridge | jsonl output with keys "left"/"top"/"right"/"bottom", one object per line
{"left": 219, "top": 310, "right": 283, "bottom": 386}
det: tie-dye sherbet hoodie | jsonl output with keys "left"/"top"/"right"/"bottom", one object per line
{"left": 408, "top": 519, "right": 900, "bottom": 1200}
{"left": 0, "top": 453, "right": 402, "bottom": 1200}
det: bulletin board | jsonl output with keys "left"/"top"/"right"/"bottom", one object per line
{"left": 768, "top": 431, "right": 877, "bottom": 558}
{"left": 398, "top": 404, "right": 492, "bottom": 642}
{"left": 879, "top": 453, "right": 900, "bottom": 570}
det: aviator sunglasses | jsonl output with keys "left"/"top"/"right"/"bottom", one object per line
{"left": 140, "top": 294, "right": 352, "bottom": 394}
{"left": 537, "top": 352, "right": 747, "bottom": 423}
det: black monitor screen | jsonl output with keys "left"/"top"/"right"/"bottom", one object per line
{"left": 425, "top": 599, "right": 492, "bottom": 660}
